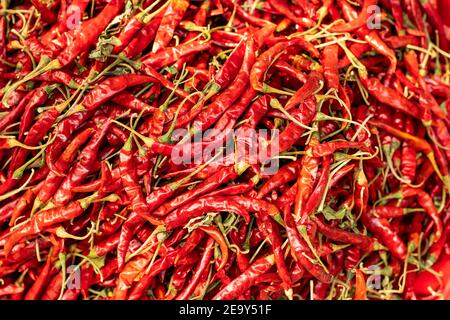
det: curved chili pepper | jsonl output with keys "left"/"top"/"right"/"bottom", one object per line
{"left": 164, "top": 196, "right": 250, "bottom": 230}
{"left": 302, "top": 155, "right": 331, "bottom": 217}
{"left": 330, "top": 0, "right": 379, "bottom": 32}
{"left": 340, "top": 0, "right": 397, "bottom": 75}
{"left": 52, "top": 122, "right": 111, "bottom": 206}
{"left": 154, "top": 165, "right": 239, "bottom": 217}
{"left": 9, "top": 182, "right": 42, "bottom": 226}
{"left": 176, "top": 237, "right": 214, "bottom": 300}
{"left": 4, "top": 194, "right": 97, "bottom": 255}
{"left": 400, "top": 187, "right": 443, "bottom": 244}
{"left": 315, "top": 218, "right": 373, "bottom": 250}
{"left": 198, "top": 225, "right": 229, "bottom": 270}
{"left": 33, "top": 127, "right": 95, "bottom": 212}
{"left": 294, "top": 133, "right": 320, "bottom": 222}
{"left": 56, "top": 0, "right": 125, "bottom": 67}
{"left": 250, "top": 37, "right": 319, "bottom": 92}
{"left": 212, "top": 254, "right": 275, "bottom": 300}
{"left": 0, "top": 87, "right": 46, "bottom": 133}
{"left": 257, "top": 208, "right": 292, "bottom": 290}
{"left": 413, "top": 251, "right": 450, "bottom": 298}
{"left": 257, "top": 160, "right": 300, "bottom": 199}
{"left": 283, "top": 205, "right": 333, "bottom": 283}
{"left": 284, "top": 71, "right": 324, "bottom": 110}
{"left": 24, "top": 249, "right": 55, "bottom": 300}
{"left": 152, "top": 0, "right": 189, "bottom": 53}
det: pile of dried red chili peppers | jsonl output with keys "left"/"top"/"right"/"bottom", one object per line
{"left": 0, "top": 0, "right": 449, "bottom": 300}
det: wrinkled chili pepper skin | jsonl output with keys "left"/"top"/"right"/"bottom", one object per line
{"left": 56, "top": 0, "right": 125, "bottom": 67}
{"left": 283, "top": 206, "right": 333, "bottom": 283}
{"left": 52, "top": 122, "right": 111, "bottom": 206}
{"left": 213, "top": 254, "right": 275, "bottom": 300}
{"left": 164, "top": 196, "right": 250, "bottom": 230}
{"left": 152, "top": 0, "right": 189, "bottom": 53}
{"left": 4, "top": 197, "right": 91, "bottom": 255}
{"left": 34, "top": 128, "right": 94, "bottom": 210}
{"left": 257, "top": 160, "right": 300, "bottom": 199}
{"left": 154, "top": 166, "right": 238, "bottom": 217}
{"left": 273, "top": 97, "right": 317, "bottom": 155}
{"left": 250, "top": 37, "right": 319, "bottom": 92}
{"left": 295, "top": 133, "right": 320, "bottom": 222}
{"left": 315, "top": 218, "right": 373, "bottom": 250}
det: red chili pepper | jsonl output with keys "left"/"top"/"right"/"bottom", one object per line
{"left": 413, "top": 251, "right": 450, "bottom": 298}
{"left": 213, "top": 86, "right": 257, "bottom": 132}
{"left": 41, "top": 273, "right": 63, "bottom": 300}
{"left": 52, "top": 122, "right": 111, "bottom": 206}
{"left": 284, "top": 71, "right": 324, "bottom": 110}
{"left": 250, "top": 37, "right": 319, "bottom": 92}
{"left": 141, "top": 40, "right": 211, "bottom": 70}
{"left": 118, "top": 136, "right": 161, "bottom": 230}
{"left": 121, "top": 15, "right": 162, "bottom": 59}
{"left": 340, "top": 1, "right": 397, "bottom": 75}
{"left": 307, "top": 140, "right": 368, "bottom": 157}
{"left": 55, "top": 0, "right": 125, "bottom": 67}
{"left": 370, "top": 119, "right": 448, "bottom": 188}
{"left": 4, "top": 194, "right": 97, "bottom": 255}
{"left": 399, "top": 187, "right": 443, "bottom": 244}
{"left": 9, "top": 182, "right": 42, "bottom": 226}
{"left": 257, "top": 208, "right": 292, "bottom": 290}
{"left": 283, "top": 205, "right": 333, "bottom": 283}
{"left": 257, "top": 160, "right": 300, "bottom": 199}
{"left": 128, "top": 230, "right": 204, "bottom": 299}
{"left": 294, "top": 133, "right": 320, "bottom": 222}
{"left": 176, "top": 237, "right": 214, "bottom": 299}
{"left": 330, "top": 0, "right": 379, "bottom": 32}
{"left": 220, "top": 0, "right": 274, "bottom": 27}
{"left": 152, "top": 0, "right": 189, "bottom": 53}
{"left": 353, "top": 269, "right": 368, "bottom": 300}
{"left": 270, "top": 97, "right": 317, "bottom": 156}
{"left": 24, "top": 249, "right": 55, "bottom": 300}
{"left": 33, "top": 127, "right": 94, "bottom": 213}
{"left": 268, "top": 0, "right": 314, "bottom": 28}
{"left": 154, "top": 165, "right": 239, "bottom": 217}
{"left": 191, "top": 36, "right": 256, "bottom": 133}
{"left": 0, "top": 87, "right": 46, "bottom": 133}
{"left": 315, "top": 218, "right": 373, "bottom": 250}
{"left": 0, "top": 199, "right": 20, "bottom": 226}
{"left": 0, "top": 283, "right": 24, "bottom": 297}
{"left": 322, "top": 43, "right": 339, "bottom": 90}
{"left": 31, "top": 0, "right": 57, "bottom": 24}
{"left": 198, "top": 225, "right": 228, "bottom": 270}
{"left": 164, "top": 195, "right": 250, "bottom": 230}
{"left": 212, "top": 254, "right": 275, "bottom": 300}
{"left": 302, "top": 156, "right": 331, "bottom": 217}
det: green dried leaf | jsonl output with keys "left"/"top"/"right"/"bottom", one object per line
{"left": 322, "top": 205, "right": 346, "bottom": 221}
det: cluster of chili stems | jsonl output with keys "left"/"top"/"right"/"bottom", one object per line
{"left": 0, "top": 0, "right": 449, "bottom": 300}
